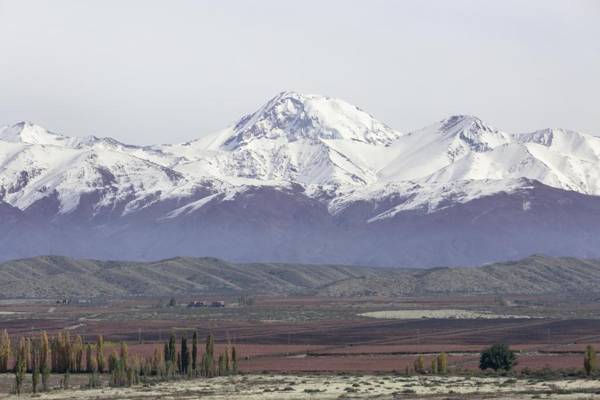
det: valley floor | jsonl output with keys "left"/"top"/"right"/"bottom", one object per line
{"left": 3, "top": 374, "right": 600, "bottom": 400}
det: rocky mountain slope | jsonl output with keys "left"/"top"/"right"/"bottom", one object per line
{"left": 2, "top": 255, "right": 600, "bottom": 299}
{"left": 2, "top": 91, "right": 600, "bottom": 266}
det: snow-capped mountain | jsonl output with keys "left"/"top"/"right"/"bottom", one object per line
{"left": 2, "top": 91, "right": 600, "bottom": 267}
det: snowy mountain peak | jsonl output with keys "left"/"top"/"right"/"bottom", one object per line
{"left": 0, "top": 122, "right": 139, "bottom": 152}
{"left": 220, "top": 91, "right": 401, "bottom": 149}
{"left": 433, "top": 114, "right": 511, "bottom": 155}
{"left": 440, "top": 114, "right": 493, "bottom": 132}
{"left": 0, "top": 121, "right": 67, "bottom": 145}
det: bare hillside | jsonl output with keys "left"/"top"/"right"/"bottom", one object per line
{"left": 1, "top": 255, "right": 599, "bottom": 298}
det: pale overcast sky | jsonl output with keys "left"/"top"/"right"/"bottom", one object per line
{"left": 1, "top": 0, "right": 599, "bottom": 144}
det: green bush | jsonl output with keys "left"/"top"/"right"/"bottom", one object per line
{"left": 479, "top": 344, "right": 517, "bottom": 372}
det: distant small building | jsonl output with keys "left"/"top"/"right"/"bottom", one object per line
{"left": 187, "top": 301, "right": 208, "bottom": 308}
{"left": 186, "top": 300, "right": 226, "bottom": 308}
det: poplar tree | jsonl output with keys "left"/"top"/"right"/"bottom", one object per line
{"left": 224, "top": 346, "right": 231, "bottom": 374}
{"left": 414, "top": 355, "right": 425, "bottom": 374}
{"left": 218, "top": 353, "right": 226, "bottom": 376}
{"left": 73, "top": 335, "right": 84, "bottom": 372}
{"left": 85, "top": 344, "right": 94, "bottom": 373}
{"left": 31, "top": 339, "right": 40, "bottom": 394}
{"left": 164, "top": 332, "right": 177, "bottom": 376}
{"left": 191, "top": 331, "right": 198, "bottom": 373}
{"left": 63, "top": 331, "right": 72, "bottom": 372}
{"left": 180, "top": 336, "right": 189, "bottom": 375}
{"left": 152, "top": 346, "right": 164, "bottom": 376}
{"left": 41, "top": 332, "right": 51, "bottom": 391}
{"left": 14, "top": 338, "right": 26, "bottom": 395}
{"left": 231, "top": 346, "right": 238, "bottom": 374}
{"left": 437, "top": 352, "right": 448, "bottom": 374}
{"left": 51, "top": 335, "right": 59, "bottom": 372}
{"left": 0, "top": 330, "right": 10, "bottom": 373}
{"left": 205, "top": 334, "right": 215, "bottom": 376}
{"left": 96, "top": 335, "right": 105, "bottom": 373}
{"left": 108, "top": 351, "right": 118, "bottom": 373}
{"left": 40, "top": 331, "right": 50, "bottom": 373}
{"left": 585, "top": 345, "right": 597, "bottom": 376}
{"left": 120, "top": 342, "right": 129, "bottom": 371}
{"left": 24, "top": 338, "right": 32, "bottom": 372}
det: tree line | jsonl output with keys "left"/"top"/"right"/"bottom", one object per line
{"left": 0, "top": 329, "right": 238, "bottom": 394}
{"left": 409, "top": 343, "right": 599, "bottom": 375}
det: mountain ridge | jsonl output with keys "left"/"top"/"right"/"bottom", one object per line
{"left": 2, "top": 91, "right": 600, "bottom": 266}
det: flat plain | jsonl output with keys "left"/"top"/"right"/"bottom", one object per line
{"left": 2, "top": 290, "right": 600, "bottom": 398}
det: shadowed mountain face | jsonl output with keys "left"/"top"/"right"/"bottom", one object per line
{"left": 2, "top": 255, "right": 600, "bottom": 299}
{"left": 3, "top": 92, "right": 600, "bottom": 266}
{"left": 4, "top": 180, "right": 600, "bottom": 267}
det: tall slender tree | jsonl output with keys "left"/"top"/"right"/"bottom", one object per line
{"left": 14, "top": 337, "right": 26, "bottom": 395}
{"left": 231, "top": 346, "right": 238, "bottom": 374}
{"left": 40, "top": 331, "right": 50, "bottom": 373}
{"left": 96, "top": 335, "right": 105, "bottom": 373}
{"left": 168, "top": 333, "right": 177, "bottom": 365}
{"left": 437, "top": 352, "right": 448, "bottom": 374}
{"left": 0, "top": 330, "right": 10, "bottom": 373}
{"left": 180, "top": 336, "right": 189, "bottom": 375}
{"left": 224, "top": 346, "right": 231, "bottom": 374}
{"left": 73, "top": 335, "right": 84, "bottom": 372}
{"left": 41, "top": 332, "right": 51, "bottom": 392}
{"left": 31, "top": 338, "right": 40, "bottom": 394}
{"left": 585, "top": 345, "right": 597, "bottom": 376}
{"left": 203, "top": 334, "right": 215, "bottom": 377}
{"left": 24, "top": 337, "right": 32, "bottom": 372}
{"left": 414, "top": 355, "right": 425, "bottom": 374}
{"left": 218, "top": 353, "right": 226, "bottom": 376}
{"left": 191, "top": 331, "right": 198, "bottom": 373}
{"left": 120, "top": 342, "right": 129, "bottom": 371}
{"left": 85, "top": 344, "right": 94, "bottom": 373}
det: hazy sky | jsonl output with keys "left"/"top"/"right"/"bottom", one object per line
{"left": 1, "top": 0, "right": 599, "bottom": 144}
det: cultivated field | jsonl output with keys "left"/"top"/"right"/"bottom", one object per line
{"left": 1, "top": 293, "right": 600, "bottom": 398}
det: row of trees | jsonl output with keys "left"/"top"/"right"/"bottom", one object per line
{"left": 0, "top": 329, "right": 239, "bottom": 394}
{"left": 107, "top": 333, "right": 237, "bottom": 389}
{"left": 412, "top": 352, "right": 448, "bottom": 374}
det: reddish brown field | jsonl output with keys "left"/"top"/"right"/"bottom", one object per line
{"left": 0, "top": 294, "right": 597, "bottom": 374}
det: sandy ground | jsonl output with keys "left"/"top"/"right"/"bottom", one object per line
{"left": 360, "top": 309, "right": 535, "bottom": 319}
{"left": 3, "top": 374, "right": 600, "bottom": 400}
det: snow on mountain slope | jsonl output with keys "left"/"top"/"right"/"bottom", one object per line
{"left": 329, "top": 178, "right": 535, "bottom": 219}
{"left": 515, "top": 129, "right": 600, "bottom": 195}
{"left": 156, "top": 91, "right": 403, "bottom": 186}
{"left": 0, "top": 135, "right": 191, "bottom": 215}
{"left": 1, "top": 92, "right": 600, "bottom": 222}
{"left": 378, "top": 115, "right": 512, "bottom": 182}
{"left": 424, "top": 143, "right": 555, "bottom": 184}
